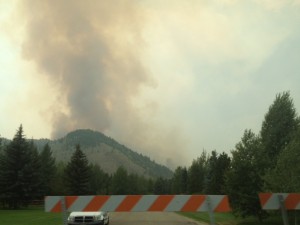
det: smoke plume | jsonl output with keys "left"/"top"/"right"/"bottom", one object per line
{"left": 20, "top": 0, "right": 187, "bottom": 167}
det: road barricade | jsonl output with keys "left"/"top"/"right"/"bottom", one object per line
{"left": 259, "top": 193, "right": 300, "bottom": 225}
{"left": 46, "top": 195, "right": 231, "bottom": 225}
{"left": 259, "top": 193, "right": 300, "bottom": 210}
{"left": 46, "top": 194, "right": 230, "bottom": 212}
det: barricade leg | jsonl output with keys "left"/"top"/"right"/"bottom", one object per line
{"left": 206, "top": 196, "right": 216, "bottom": 225}
{"left": 278, "top": 194, "right": 289, "bottom": 225}
{"left": 61, "top": 196, "right": 68, "bottom": 225}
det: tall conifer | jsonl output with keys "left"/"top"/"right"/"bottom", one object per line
{"left": 65, "top": 144, "right": 91, "bottom": 195}
{"left": 40, "top": 143, "right": 56, "bottom": 195}
{"left": 0, "top": 125, "right": 40, "bottom": 208}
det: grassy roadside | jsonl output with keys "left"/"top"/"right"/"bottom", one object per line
{"left": 0, "top": 207, "right": 294, "bottom": 225}
{"left": 0, "top": 206, "right": 62, "bottom": 225}
{"left": 178, "top": 212, "right": 285, "bottom": 225}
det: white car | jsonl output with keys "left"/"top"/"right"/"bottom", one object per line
{"left": 67, "top": 211, "right": 109, "bottom": 225}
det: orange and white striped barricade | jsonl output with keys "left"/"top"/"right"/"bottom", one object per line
{"left": 46, "top": 195, "right": 231, "bottom": 225}
{"left": 259, "top": 193, "right": 300, "bottom": 225}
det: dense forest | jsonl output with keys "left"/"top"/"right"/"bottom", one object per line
{"left": 0, "top": 91, "right": 299, "bottom": 221}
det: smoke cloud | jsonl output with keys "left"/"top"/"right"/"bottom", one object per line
{"left": 20, "top": 0, "right": 188, "bottom": 167}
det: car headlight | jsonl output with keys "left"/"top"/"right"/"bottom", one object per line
{"left": 96, "top": 215, "right": 104, "bottom": 221}
{"left": 67, "top": 216, "right": 75, "bottom": 222}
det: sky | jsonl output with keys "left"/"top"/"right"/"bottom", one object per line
{"left": 0, "top": 0, "right": 300, "bottom": 169}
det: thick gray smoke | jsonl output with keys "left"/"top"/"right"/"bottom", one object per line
{"left": 20, "top": 0, "right": 187, "bottom": 168}
{"left": 21, "top": 0, "right": 150, "bottom": 136}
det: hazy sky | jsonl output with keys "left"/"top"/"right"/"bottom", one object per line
{"left": 1, "top": 0, "right": 300, "bottom": 168}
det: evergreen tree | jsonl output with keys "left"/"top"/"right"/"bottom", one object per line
{"left": 127, "top": 173, "right": 139, "bottom": 194}
{"left": 0, "top": 125, "right": 40, "bottom": 208}
{"left": 225, "top": 130, "right": 265, "bottom": 220}
{"left": 260, "top": 91, "right": 299, "bottom": 168}
{"left": 205, "top": 151, "right": 231, "bottom": 194}
{"left": 25, "top": 140, "right": 42, "bottom": 200}
{"left": 135, "top": 176, "right": 153, "bottom": 194}
{"left": 89, "top": 164, "right": 109, "bottom": 194}
{"left": 153, "top": 177, "right": 165, "bottom": 194}
{"left": 172, "top": 166, "right": 188, "bottom": 194}
{"left": 181, "top": 167, "right": 188, "bottom": 193}
{"left": 64, "top": 144, "right": 91, "bottom": 195}
{"left": 111, "top": 166, "right": 128, "bottom": 194}
{"left": 153, "top": 177, "right": 171, "bottom": 194}
{"left": 126, "top": 173, "right": 151, "bottom": 194}
{"left": 188, "top": 151, "right": 208, "bottom": 194}
{"left": 0, "top": 136, "right": 2, "bottom": 152}
{"left": 51, "top": 162, "right": 68, "bottom": 195}
{"left": 0, "top": 137, "right": 5, "bottom": 206}
{"left": 40, "top": 143, "right": 56, "bottom": 196}
{"left": 217, "top": 152, "right": 231, "bottom": 193}
{"left": 147, "top": 178, "right": 154, "bottom": 194}
{"left": 204, "top": 151, "right": 218, "bottom": 194}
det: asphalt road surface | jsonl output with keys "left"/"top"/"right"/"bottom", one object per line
{"left": 109, "top": 212, "right": 208, "bottom": 225}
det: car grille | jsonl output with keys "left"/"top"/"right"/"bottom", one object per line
{"left": 74, "top": 216, "right": 95, "bottom": 223}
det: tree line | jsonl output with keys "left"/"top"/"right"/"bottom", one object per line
{"left": 0, "top": 91, "right": 299, "bottom": 222}
{"left": 169, "top": 91, "right": 300, "bottom": 221}
{"left": 0, "top": 129, "right": 154, "bottom": 209}
{"left": 0, "top": 126, "right": 230, "bottom": 209}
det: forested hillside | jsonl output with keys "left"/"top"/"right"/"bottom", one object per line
{"left": 35, "top": 129, "right": 173, "bottom": 178}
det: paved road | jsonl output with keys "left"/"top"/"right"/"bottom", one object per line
{"left": 109, "top": 212, "right": 208, "bottom": 225}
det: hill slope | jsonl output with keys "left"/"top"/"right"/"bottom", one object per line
{"left": 34, "top": 129, "right": 173, "bottom": 179}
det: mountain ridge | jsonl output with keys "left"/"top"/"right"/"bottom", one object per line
{"left": 33, "top": 129, "right": 173, "bottom": 178}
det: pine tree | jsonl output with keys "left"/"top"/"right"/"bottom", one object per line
{"left": 187, "top": 151, "right": 208, "bottom": 194}
{"left": 205, "top": 151, "right": 230, "bottom": 194}
{"left": 24, "top": 140, "right": 42, "bottom": 201}
{"left": 172, "top": 166, "right": 188, "bottom": 194}
{"left": 0, "top": 136, "right": 2, "bottom": 152}
{"left": 64, "top": 144, "right": 91, "bottom": 195}
{"left": 127, "top": 174, "right": 139, "bottom": 194}
{"left": 153, "top": 177, "right": 171, "bottom": 194}
{"left": 111, "top": 166, "right": 129, "bottom": 194}
{"left": 88, "top": 164, "right": 109, "bottom": 194}
{"left": 0, "top": 125, "right": 40, "bottom": 208}
{"left": 51, "top": 162, "right": 68, "bottom": 195}
{"left": 40, "top": 143, "right": 56, "bottom": 196}
{"left": 0, "top": 137, "right": 5, "bottom": 205}
{"left": 204, "top": 151, "right": 218, "bottom": 194}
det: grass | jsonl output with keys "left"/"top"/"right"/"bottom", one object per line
{"left": 0, "top": 206, "right": 63, "bottom": 225}
{"left": 0, "top": 207, "right": 296, "bottom": 225}
{"left": 178, "top": 211, "right": 288, "bottom": 225}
